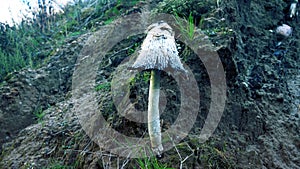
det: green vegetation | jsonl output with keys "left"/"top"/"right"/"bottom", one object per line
{"left": 135, "top": 157, "right": 174, "bottom": 169}
{"left": 0, "top": 142, "right": 15, "bottom": 168}
{"left": 127, "top": 42, "right": 140, "bottom": 56}
{"left": 198, "top": 144, "right": 235, "bottom": 168}
{"left": 95, "top": 82, "right": 111, "bottom": 92}
{"left": 0, "top": 48, "right": 26, "bottom": 82}
{"left": 43, "top": 159, "right": 77, "bottom": 169}
{"left": 204, "top": 27, "right": 234, "bottom": 37}
{"left": 155, "top": 0, "right": 231, "bottom": 38}
{"left": 189, "top": 137, "right": 236, "bottom": 168}
{"left": 174, "top": 12, "right": 196, "bottom": 40}
{"left": 154, "top": 0, "right": 215, "bottom": 26}
{"left": 129, "top": 71, "right": 151, "bottom": 87}
{"left": 34, "top": 107, "right": 45, "bottom": 123}
{"left": 103, "top": 0, "right": 144, "bottom": 25}
{"left": 0, "top": 0, "right": 144, "bottom": 82}
{"left": 0, "top": 0, "right": 237, "bottom": 168}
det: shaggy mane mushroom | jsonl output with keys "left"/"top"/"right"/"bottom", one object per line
{"left": 129, "top": 21, "right": 187, "bottom": 156}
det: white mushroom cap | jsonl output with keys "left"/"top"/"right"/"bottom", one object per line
{"left": 130, "top": 21, "right": 187, "bottom": 73}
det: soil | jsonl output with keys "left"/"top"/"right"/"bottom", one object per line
{"left": 0, "top": 0, "right": 299, "bottom": 168}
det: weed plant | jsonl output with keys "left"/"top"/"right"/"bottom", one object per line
{"left": 0, "top": 0, "right": 143, "bottom": 82}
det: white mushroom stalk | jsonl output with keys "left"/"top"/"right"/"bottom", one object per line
{"left": 130, "top": 21, "right": 187, "bottom": 156}
{"left": 148, "top": 69, "right": 163, "bottom": 155}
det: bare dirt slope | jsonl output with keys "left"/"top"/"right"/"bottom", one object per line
{"left": 0, "top": 0, "right": 299, "bottom": 168}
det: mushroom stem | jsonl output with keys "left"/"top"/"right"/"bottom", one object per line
{"left": 148, "top": 69, "right": 163, "bottom": 156}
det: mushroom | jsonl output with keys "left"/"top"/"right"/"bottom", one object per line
{"left": 129, "top": 21, "right": 187, "bottom": 156}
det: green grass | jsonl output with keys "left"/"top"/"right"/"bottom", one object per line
{"left": 135, "top": 157, "right": 174, "bottom": 169}
{"left": 0, "top": 0, "right": 148, "bottom": 83}
{"left": 0, "top": 47, "right": 26, "bottom": 82}
{"left": 68, "top": 31, "right": 82, "bottom": 37}
{"left": 34, "top": 107, "right": 45, "bottom": 123}
{"left": 43, "top": 159, "right": 75, "bottom": 169}
{"left": 95, "top": 82, "right": 111, "bottom": 92}
{"left": 187, "top": 12, "right": 196, "bottom": 39}
{"left": 133, "top": 147, "right": 174, "bottom": 169}
{"left": 174, "top": 12, "right": 196, "bottom": 40}
{"left": 104, "top": 18, "right": 115, "bottom": 25}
